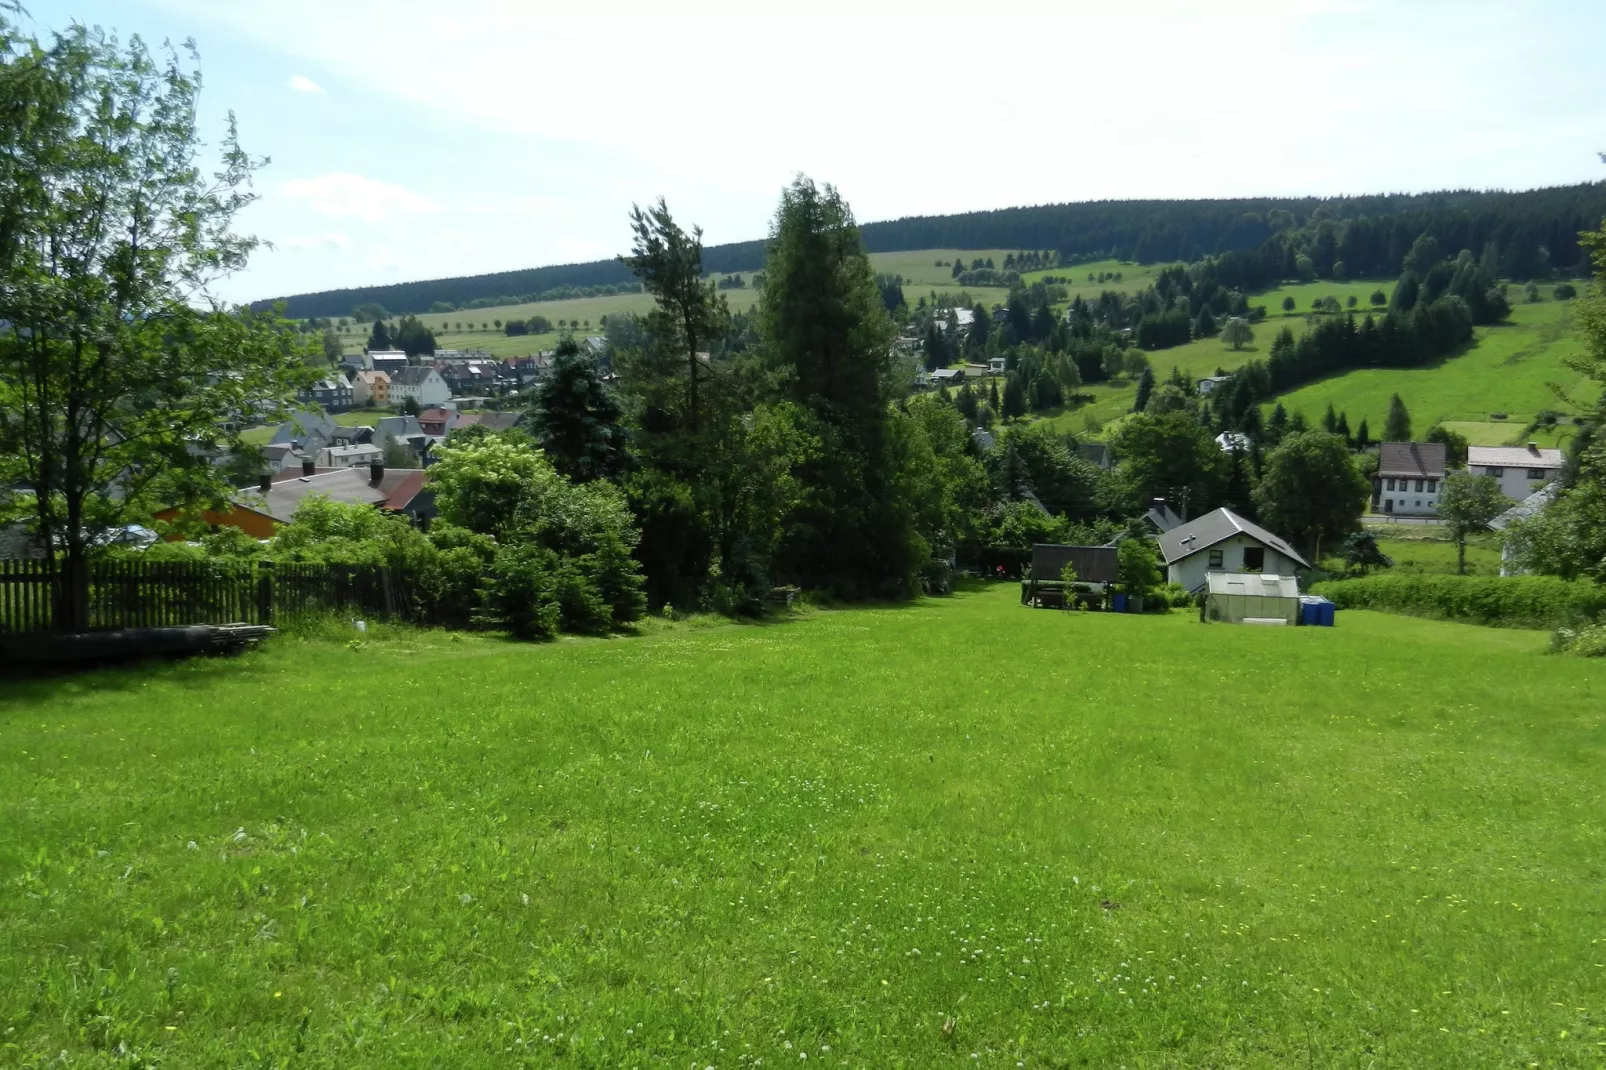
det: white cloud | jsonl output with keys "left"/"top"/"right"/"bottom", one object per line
{"left": 287, "top": 74, "right": 324, "bottom": 94}
{"left": 277, "top": 173, "right": 435, "bottom": 224}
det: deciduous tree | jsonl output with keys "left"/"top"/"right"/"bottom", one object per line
{"left": 0, "top": 21, "right": 311, "bottom": 629}
{"left": 1438, "top": 473, "right": 1508, "bottom": 574}
{"left": 1252, "top": 431, "right": 1370, "bottom": 559}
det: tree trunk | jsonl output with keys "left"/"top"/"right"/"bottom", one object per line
{"left": 1457, "top": 536, "right": 1466, "bottom": 575}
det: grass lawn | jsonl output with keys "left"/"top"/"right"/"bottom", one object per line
{"left": 1322, "top": 533, "right": 1504, "bottom": 577}
{"left": 3, "top": 587, "right": 1604, "bottom": 1066}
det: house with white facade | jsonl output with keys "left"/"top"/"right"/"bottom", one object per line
{"left": 1375, "top": 441, "right": 1447, "bottom": 516}
{"left": 316, "top": 443, "right": 385, "bottom": 469}
{"left": 1157, "top": 507, "right": 1310, "bottom": 592}
{"left": 388, "top": 366, "right": 450, "bottom": 409}
{"left": 1467, "top": 443, "right": 1565, "bottom": 501}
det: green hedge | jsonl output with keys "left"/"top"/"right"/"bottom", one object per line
{"left": 1311, "top": 574, "right": 1606, "bottom": 628}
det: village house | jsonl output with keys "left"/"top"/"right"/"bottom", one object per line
{"left": 366, "top": 349, "right": 410, "bottom": 377}
{"left": 1374, "top": 441, "right": 1447, "bottom": 516}
{"left": 1197, "top": 375, "right": 1233, "bottom": 396}
{"left": 1158, "top": 507, "right": 1310, "bottom": 592}
{"left": 152, "top": 460, "right": 433, "bottom": 539}
{"left": 388, "top": 366, "right": 451, "bottom": 409}
{"left": 298, "top": 376, "right": 353, "bottom": 413}
{"left": 1467, "top": 443, "right": 1565, "bottom": 501}
{"left": 351, "top": 369, "right": 390, "bottom": 408}
{"left": 929, "top": 368, "right": 966, "bottom": 387}
{"left": 987, "top": 356, "right": 1007, "bottom": 374}
{"left": 315, "top": 443, "right": 385, "bottom": 469}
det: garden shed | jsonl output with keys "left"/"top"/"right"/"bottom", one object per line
{"left": 1204, "top": 572, "right": 1302, "bottom": 624}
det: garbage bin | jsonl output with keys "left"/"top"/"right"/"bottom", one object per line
{"left": 1112, "top": 593, "right": 1127, "bottom": 613}
{"left": 1320, "top": 601, "right": 1336, "bottom": 627}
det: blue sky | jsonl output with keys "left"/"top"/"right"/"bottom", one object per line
{"left": 26, "top": 0, "right": 1606, "bottom": 306}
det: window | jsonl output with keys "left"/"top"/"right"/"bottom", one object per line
{"left": 1208, "top": 549, "right": 1224, "bottom": 568}
{"left": 1415, "top": 501, "right": 1422, "bottom": 508}
{"left": 1384, "top": 499, "right": 1394, "bottom": 513}
{"left": 1386, "top": 478, "right": 1396, "bottom": 491}
{"left": 1527, "top": 468, "right": 1548, "bottom": 480}
{"left": 1484, "top": 466, "right": 1504, "bottom": 477}
{"left": 1415, "top": 479, "right": 1425, "bottom": 492}
{"left": 1242, "top": 547, "right": 1265, "bottom": 571}
{"left": 1426, "top": 479, "right": 1437, "bottom": 492}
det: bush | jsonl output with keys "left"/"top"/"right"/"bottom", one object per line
{"left": 1554, "top": 621, "right": 1606, "bottom": 657}
{"left": 1312, "top": 574, "right": 1606, "bottom": 628}
{"left": 479, "top": 544, "right": 563, "bottom": 640}
{"left": 1160, "top": 582, "right": 1194, "bottom": 608}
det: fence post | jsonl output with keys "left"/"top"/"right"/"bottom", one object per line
{"left": 256, "top": 561, "right": 275, "bottom": 626}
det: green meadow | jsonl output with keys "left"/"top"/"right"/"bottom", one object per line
{"left": 1259, "top": 299, "right": 1593, "bottom": 440}
{"left": 3, "top": 586, "right": 1604, "bottom": 1067}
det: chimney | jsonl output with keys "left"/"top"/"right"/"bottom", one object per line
{"left": 258, "top": 472, "right": 273, "bottom": 493}
{"left": 1527, "top": 441, "right": 1539, "bottom": 454}
{"left": 369, "top": 460, "right": 385, "bottom": 484}
{"left": 301, "top": 456, "right": 316, "bottom": 477}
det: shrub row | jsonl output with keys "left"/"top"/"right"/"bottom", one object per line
{"left": 1311, "top": 573, "right": 1606, "bottom": 628}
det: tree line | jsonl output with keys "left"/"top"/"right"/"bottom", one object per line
{"left": 260, "top": 184, "right": 1606, "bottom": 320}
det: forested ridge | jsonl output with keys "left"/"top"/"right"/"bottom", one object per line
{"left": 261, "top": 183, "right": 1606, "bottom": 318}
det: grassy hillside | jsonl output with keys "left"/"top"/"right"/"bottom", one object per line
{"left": 1260, "top": 298, "right": 1593, "bottom": 442}
{"left": 4, "top": 586, "right": 1604, "bottom": 1066}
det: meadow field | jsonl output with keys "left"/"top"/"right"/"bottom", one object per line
{"left": 3, "top": 586, "right": 1603, "bottom": 1067}
{"left": 1261, "top": 298, "right": 1592, "bottom": 442}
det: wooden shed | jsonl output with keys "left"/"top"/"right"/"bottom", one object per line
{"left": 1024, "top": 544, "right": 1119, "bottom": 609}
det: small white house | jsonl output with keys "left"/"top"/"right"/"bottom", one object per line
{"left": 987, "top": 356, "right": 1007, "bottom": 374}
{"left": 1158, "top": 507, "right": 1310, "bottom": 592}
{"left": 1467, "top": 443, "right": 1565, "bottom": 501}
{"left": 388, "top": 366, "right": 450, "bottom": 409}
{"left": 1197, "top": 376, "right": 1233, "bottom": 396}
{"left": 316, "top": 443, "right": 384, "bottom": 469}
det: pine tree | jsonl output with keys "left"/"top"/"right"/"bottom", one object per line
{"left": 1323, "top": 403, "right": 1338, "bottom": 433}
{"left": 1132, "top": 366, "right": 1155, "bottom": 413}
{"left": 1002, "top": 373, "right": 1027, "bottom": 421}
{"left": 368, "top": 319, "right": 390, "bottom": 350}
{"left": 1383, "top": 393, "right": 1412, "bottom": 442}
{"left": 988, "top": 378, "right": 1001, "bottom": 411}
{"left": 1335, "top": 411, "right": 1351, "bottom": 444}
{"left": 1356, "top": 418, "right": 1371, "bottom": 448}
{"left": 1194, "top": 308, "right": 1216, "bottom": 338}
{"left": 526, "top": 336, "right": 629, "bottom": 483}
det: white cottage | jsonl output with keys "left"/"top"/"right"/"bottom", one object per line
{"left": 1157, "top": 507, "right": 1310, "bottom": 592}
{"left": 1467, "top": 443, "right": 1565, "bottom": 501}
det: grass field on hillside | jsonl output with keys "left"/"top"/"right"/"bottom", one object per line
{"left": 3, "top": 587, "right": 1604, "bottom": 1066}
{"left": 1260, "top": 299, "right": 1593, "bottom": 437}
{"left": 1321, "top": 532, "right": 1503, "bottom": 577}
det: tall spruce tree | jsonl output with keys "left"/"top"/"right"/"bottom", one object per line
{"left": 368, "top": 318, "right": 391, "bottom": 350}
{"left": 1384, "top": 393, "right": 1412, "bottom": 442}
{"left": 527, "top": 336, "right": 630, "bottom": 483}
{"left": 1132, "top": 366, "right": 1155, "bottom": 413}
{"left": 758, "top": 176, "right": 916, "bottom": 597}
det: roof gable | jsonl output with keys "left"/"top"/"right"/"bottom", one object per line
{"left": 1157, "top": 507, "right": 1310, "bottom": 568}
{"left": 1377, "top": 441, "right": 1446, "bottom": 478}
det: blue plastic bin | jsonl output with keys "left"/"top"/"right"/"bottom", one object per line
{"left": 1112, "top": 593, "right": 1128, "bottom": 613}
{"left": 1300, "top": 601, "right": 1320, "bottom": 626}
{"left": 1320, "top": 601, "right": 1336, "bottom": 627}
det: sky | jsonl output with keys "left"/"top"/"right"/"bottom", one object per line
{"left": 26, "top": 0, "right": 1606, "bottom": 305}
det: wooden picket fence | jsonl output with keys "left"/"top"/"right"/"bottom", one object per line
{"left": 0, "top": 559, "right": 416, "bottom": 636}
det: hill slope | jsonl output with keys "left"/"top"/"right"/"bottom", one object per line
{"left": 260, "top": 182, "right": 1606, "bottom": 319}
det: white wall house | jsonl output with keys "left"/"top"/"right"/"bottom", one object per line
{"left": 1468, "top": 444, "right": 1565, "bottom": 501}
{"left": 1158, "top": 507, "right": 1310, "bottom": 592}
{"left": 1375, "top": 441, "right": 1447, "bottom": 516}
{"left": 387, "top": 366, "right": 450, "bottom": 409}
{"left": 316, "top": 443, "right": 384, "bottom": 469}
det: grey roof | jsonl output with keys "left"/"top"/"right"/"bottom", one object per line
{"left": 1205, "top": 572, "right": 1300, "bottom": 598}
{"left": 1158, "top": 507, "right": 1310, "bottom": 568}
{"left": 233, "top": 467, "right": 427, "bottom": 524}
{"left": 270, "top": 408, "right": 337, "bottom": 448}
{"left": 389, "top": 366, "right": 438, "bottom": 387}
{"left": 1378, "top": 441, "right": 1446, "bottom": 479}
{"left": 1468, "top": 444, "right": 1564, "bottom": 469}
{"left": 374, "top": 416, "right": 423, "bottom": 441}
{"left": 1143, "top": 502, "right": 1183, "bottom": 533}
{"left": 1077, "top": 443, "right": 1111, "bottom": 469}
{"left": 1489, "top": 483, "right": 1559, "bottom": 531}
